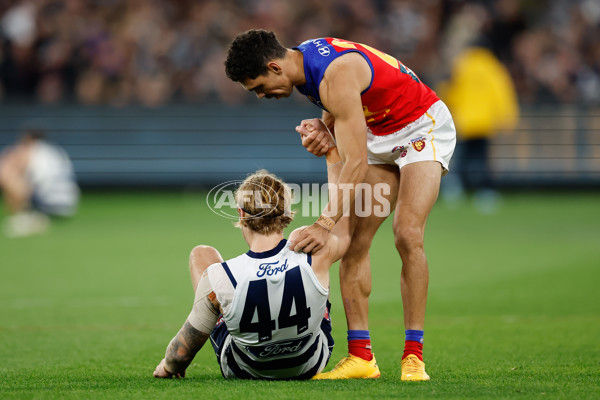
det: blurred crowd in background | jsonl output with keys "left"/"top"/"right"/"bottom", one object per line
{"left": 0, "top": 0, "right": 599, "bottom": 107}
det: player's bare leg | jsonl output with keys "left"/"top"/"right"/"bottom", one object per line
{"left": 340, "top": 164, "right": 398, "bottom": 331}
{"left": 0, "top": 149, "right": 49, "bottom": 237}
{"left": 189, "top": 245, "right": 224, "bottom": 292}
{"left": 314, "top": 164, "right": 398, "bottom": 380}
{"left": 0, "top": 149, "right": 31, "bottom": 214}
{"left": 394, "top": 161, "right": 442, "bottom": 381}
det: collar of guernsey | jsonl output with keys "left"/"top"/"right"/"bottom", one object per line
{"left": 293, "top": 38, "right": 374, "bottom": 112}
{"left": 246, "top": 239, "right": 288, "bottom": 259}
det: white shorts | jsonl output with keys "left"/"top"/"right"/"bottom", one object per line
{"left": 367, "top": 100, "right": 456, "bottom": 175}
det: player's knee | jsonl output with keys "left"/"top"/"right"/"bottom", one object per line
{"left": 189, "top": 245, "right": 221, "bottom": 273}
{"left": 342, "top": 233, "right": 372, "bottom": 261}
{"left": 393, "top": 225, "right": 425, "bottom": 255}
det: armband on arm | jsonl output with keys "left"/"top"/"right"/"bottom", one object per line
{"left": 315, "top": 215, "right": 335, "bottom": 232}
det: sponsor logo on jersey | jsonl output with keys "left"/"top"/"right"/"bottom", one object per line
{"left": 318, "top": 46, "right": 330, "bottom": 56}
{"left": 411, "top": 138, "right": 426, "bottom": 152}
{"left": 246, "top": 334, "right": 313, "bottom": 358}
{"left": 310, "top": 39, "right": 330, "bottom": 57}
{"left": 257, "top": 259, "right": 290, "bottom": 277}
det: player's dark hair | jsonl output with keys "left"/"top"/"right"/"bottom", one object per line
{"left": 20, "top": 128, "right": 46, "bottom": 142}
{"left": 225, "top": 30, "right": 287, "bottom": 82}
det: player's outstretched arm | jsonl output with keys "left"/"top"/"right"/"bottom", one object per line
{"left": 290, "top": 145, "right": 350, "bottom": 260}
{"left": 153, "top": 321, "right": 209, "bottom": 378}
{"left": 290, "top": 146, "right": 351, "bottom": 287}
{"left": 292, "top": 54, "right": 370, "bottom": 254}
{"left": 319, "top": 146, "right": 351, "bottom": 264}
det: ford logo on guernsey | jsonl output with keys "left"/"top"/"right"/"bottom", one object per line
{"left": 318, "top": 46, "right": 330, "bottom": 57}
{"left": 257, "top": 259, "right": 290, "bottom": 277}
{"left": 246, "top": 334, "right": 313, "bottom": 358}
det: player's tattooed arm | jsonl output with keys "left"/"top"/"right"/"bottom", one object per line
{"left": 163, "top": 321, "right": 210, "bottom": 376}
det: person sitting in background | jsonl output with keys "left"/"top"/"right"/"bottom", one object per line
{"left": 0, "top": 129, "right": 79, "bottom": 237}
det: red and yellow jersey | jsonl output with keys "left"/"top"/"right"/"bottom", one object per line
{"left": 294, "top": 38, "right": 439, "bottom": 136}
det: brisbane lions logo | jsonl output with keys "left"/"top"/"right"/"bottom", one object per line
{"left": 411, "top": 138, "right": 426, "bottom": 152}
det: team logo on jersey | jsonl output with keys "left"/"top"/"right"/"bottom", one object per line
{"left": 411, "top": 138, "right": 426, "bottom": 152}
{"left": 318, "top": 46, "right": 330, "bottom": 57}
{"left": 246, "top": 334, "right": 313, "bottom": 358}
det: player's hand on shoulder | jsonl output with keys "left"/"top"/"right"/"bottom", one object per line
{"left": 153, "top": 358, "right": 185, "bottom": 379}
{"left": 289, "top": 223, "right": 330, "bottom": 254}
{"left": 288, "top": 226, "right": 308, "bottom": 244}
{"left": 296, "top": 118, "right": 335, "bottom": 157}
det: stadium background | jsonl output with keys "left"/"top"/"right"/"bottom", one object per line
{"left": 1, "top": 0, "right": 599, "bottom": 399}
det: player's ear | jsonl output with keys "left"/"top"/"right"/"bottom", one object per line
{"left": 268, "top": 62, "right": 282, "bottom": 74}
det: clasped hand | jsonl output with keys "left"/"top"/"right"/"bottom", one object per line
{"left": 295, "top": 118, "right": 335, "bottom": 157}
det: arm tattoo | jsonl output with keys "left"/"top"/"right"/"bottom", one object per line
{"left": 165, "top": 321, "right": 210, "bottom": 374}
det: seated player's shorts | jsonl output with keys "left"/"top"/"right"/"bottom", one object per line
{"left": 30, "top": 180, "right": 79, "bottom": 217}
{"left": 210, "top": 301, "right": 334, "bottom": 380}
{"left": 31, "top": 189, "right": 76, "bottom": 217}
{"left": 367, "top": 100, "right": 456, "bottom": 175}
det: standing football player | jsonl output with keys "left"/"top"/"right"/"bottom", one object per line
{"left": 225, "top": 30, "right": 457, "bottom": 380}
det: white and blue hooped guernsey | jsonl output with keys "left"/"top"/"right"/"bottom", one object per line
{"left": 207, "top": 239, "right": 331, "bottom": 380}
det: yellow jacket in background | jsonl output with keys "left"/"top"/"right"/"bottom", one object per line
{"left": 438, "top": 47, "right": 519, "bottom": 139}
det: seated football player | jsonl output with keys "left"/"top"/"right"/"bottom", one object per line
{"left": 153, "top": 148, "right": 355, "bottom": 380}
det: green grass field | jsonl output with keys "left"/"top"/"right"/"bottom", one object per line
{"left": 1, "top": 191, "right": 599, "bottom": 399}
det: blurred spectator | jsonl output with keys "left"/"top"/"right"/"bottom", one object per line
{"left": 0, "top": 129, "right": 79, "bottom": 237}
{"left": 438, "top": 41, "right": 519, "bottom": 212}
{"left": 437, "top": 2, "right": 519, "bottom": 213}
{"left": 0, "top": 0, "right": 597, "bottom": 107}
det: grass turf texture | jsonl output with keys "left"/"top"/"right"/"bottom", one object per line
{"left": 1, "top": 191, "right": 599, "bottom": 399}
